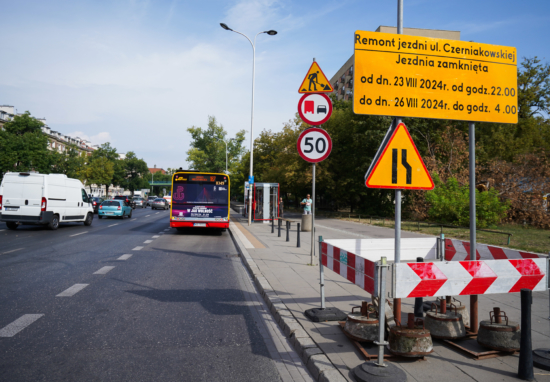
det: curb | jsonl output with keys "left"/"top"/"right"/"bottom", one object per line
{"left": 228, "top": 222, "right": 347, "bottom": 382}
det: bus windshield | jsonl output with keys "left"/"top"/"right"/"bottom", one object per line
{"left": 171, "top": 173, "right": 229, "bottom": 221}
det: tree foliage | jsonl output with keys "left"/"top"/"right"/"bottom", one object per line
{"left": 187, "top": 116, "right": 246, "bottom": 173}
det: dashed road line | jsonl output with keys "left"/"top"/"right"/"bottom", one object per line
{"left": 0, "top": 229, "right": 5, "bottom": 232}
{"left": 70, "top": 232, "right": 87, "bottom": 237}
{"left": 131, "top": 218, "right": 137, "bottom": 221}
{"left": 1, "top": 248, "right": 24, "bottom": 255}
{"left": 108, "top": 224, "right": 119, "bottom": 227}
{"left": 158, "top": 232, "right": 164, "bottom": 234}
{"left": 94, "top": 266, "right": 115, "bottom": 275}
{"left": 152, "top": 235, "right": 160, "bottom": 238}
{"left": 143, "top": 240, "right": 152, "bottom": 244}
{"left": 145, "top": 215, "right": 150, "bottom": 217}
{"left": 56, "top": 284, "right": 88, "bottom": 297}
{"left": 0, "top": 314, "right": 44, "bottom": 337}
{"left": 155, "top": 212, "right": 159, "bottom": 214}
{"left": 164, "top": 229, "right": 169, "bottom": 231}
{"left": 133, "top": 246, "right": 143, "bottom": 251}
{"left": 117, "top": 254, "right": 132, "bottom": 260}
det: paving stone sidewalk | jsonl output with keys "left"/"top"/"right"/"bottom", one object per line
{"left": 229, "top": 209, "right": 550, "bottom": 382}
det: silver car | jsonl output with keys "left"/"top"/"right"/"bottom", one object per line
{"left": 152, "top": 198, "right": 169, "bottom": 210}
{"left": 133, "top": 197, "right": 146, "bottom": 208}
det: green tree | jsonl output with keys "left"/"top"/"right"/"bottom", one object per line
{"left": 51, "top": 145, "right": 87, "bottom": 180}
{"left": 91, "top": 142, "right": 125, "bottom": 195}
{"left": 186, "top": 116, "right": 246, "bottom": 173}
{"left": 123, "top": 151, "right": 150, "bottom": 192}
{"left": 0, "top": 112, "right": 55, "bottom": 180}
{"left": 426, "top": 174, "right": 509, "bottom": 228}
{"left": 85, "top": 157, "right": 115, "bottom": 194}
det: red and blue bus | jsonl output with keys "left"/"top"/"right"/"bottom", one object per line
{"left": 169, "top": 171, "right": 230, "bottom": 229}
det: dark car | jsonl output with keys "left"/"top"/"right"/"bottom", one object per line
{"left": 151, "top": 198, "right": 169, "bottom": 210}
{"left": 91, "top": 197, "right": 105, "bottom": 213}
{"left": 114, "top": 195, "right": 136, "bottom": 209}
{"left": 133, "top": 196, "right": 146, "bottom": 208}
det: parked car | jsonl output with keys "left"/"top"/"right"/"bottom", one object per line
{"left": 114, "top": 195, "right": 135, "bottom": 209}
{"left": 0, "top": 172, "right": 94, "bottom": 230}
{"left": 147, "top": 196, "right": 157, "bottom": 206}
{"left": 152, "top": 198, "right": 169, "bottom": 210}
{"left": 98, "top": 200, "right": 133, "bottom": 219}
{"left": 91, "top": 197, "right": 105, "bottom": 213}
{"left": 133, "top": 196, "right": 146, "bottom": 208}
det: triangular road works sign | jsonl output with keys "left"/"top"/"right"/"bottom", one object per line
{"left": 298, "top": 62, "right": 334, "bottom": 93}
{"left": 365, "top": 122, "right": 434, "bottom": 190}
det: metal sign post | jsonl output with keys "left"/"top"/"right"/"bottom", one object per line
{"left": 469, "top": 122, "right": 479, "bottom": 334}
{"left": 311, "top": 163, "right": 316, "bottom": 265}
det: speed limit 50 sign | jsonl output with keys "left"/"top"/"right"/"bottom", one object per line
{"left": 297, "top": 128, "right": 332, "bottom": 163}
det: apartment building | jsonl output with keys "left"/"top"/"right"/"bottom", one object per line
{"left": 0, "top": 105, "right": 15, "bottom": 129}
{"left": 330, "top": 26, "right": 461, "bottom": 101}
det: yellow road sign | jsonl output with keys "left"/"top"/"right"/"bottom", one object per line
{"left": 365, "top": 122, "right": 433, "bottom": 190}
{"left": 354, "top": 31, "right": 517, "bottom": 124}
{"left": 299, "top": 62, "right": 334, "bottom": 93}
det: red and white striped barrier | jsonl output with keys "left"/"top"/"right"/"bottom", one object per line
{"left": 393, "top": 259, "right": 549, "bottom": 298}
{"left": 320, "top": 238, "right": 548, "bottom": 299}
{"left": 444, "top": 239, "right": 546, "bottom": 261}
{"left": 322, "top": 240, "right": 377, "bottom": 295}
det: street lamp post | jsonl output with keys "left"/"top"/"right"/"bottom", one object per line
{"left": 219, "top": 139, "right": 234, "bottom": 173}
{"left": 220, "top": 23, "right": 277, "bottom": 226}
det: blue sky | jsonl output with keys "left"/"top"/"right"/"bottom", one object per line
{"left": 1, "top": 0, "right": 549, "bottom": 170}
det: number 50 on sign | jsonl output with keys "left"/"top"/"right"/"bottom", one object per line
{"left": 297, "top": 128, "right": 333, "bottom": 163}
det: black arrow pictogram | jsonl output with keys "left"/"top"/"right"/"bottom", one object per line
{"left": 392, "top": 149, "right": 412, "bottom": 184}
{"left": 401, "top": 149, "right": 412, "bottom": 184}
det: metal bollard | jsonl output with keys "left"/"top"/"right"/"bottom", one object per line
{"left": 518, "top": 289, "right": 534, "bottom": 380}
{"left": 297, "top": 223, "right": 301, "bottom": 247}
{"left": 271, "top": 216, "right": 274, "bottom": 233}
{"left": 414, "top": 256, "right": 424, "bottom": 317}
{"left": 286, "top": 221, "right": 290, "bottom": 242}
{"left": 278, "top": 218, "right": 281, "bottom": 237}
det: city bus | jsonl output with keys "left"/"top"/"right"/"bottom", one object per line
{"left": 169, "top": 170, "right": 230, "bottom": 229}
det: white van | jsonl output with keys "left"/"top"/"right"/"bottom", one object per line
{"left": 0, "top": 172, "right": 94, "bottom": 230}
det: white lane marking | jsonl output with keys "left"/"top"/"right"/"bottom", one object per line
{"left": 0, "top": 230, "right": 5, "bottom": 232}
{"left": 117, "top": 254, "right": 132, "bottom": 260}
{"left": 131, "top": 218, "right": 137, "bottom": 221}
{"left": 158, "top": 232, "right": 164, "bottom": 234}
{"left": 56, "top": 284, "right": 89, "bottom": 297}
{"left": 1, "top": 248, "right": 24, "bottom": 255}
{"left": 164, "top": 229, "right": 169, "bottom": 231}
{"left": 155, "top": 212, "right": 159, "bottom": 214}
{"left": 145, "top": 215, "right": 150, "bottom": 217}
{"left": 108, "top": 224, "right": 119, "bottom": 227}
{"left": 152, "top": 235, "right": 160, "bottom": 238}
{"left": 133, "top": 246, "right": 143, "bottom": 251}
{"left": 143, "top": 240, "right": 152, "bottom": 244}
{"left": 70, "top": 232, "right": 87, "bottom": 237}
{"left": 0, "top": 314, "right": 44, "bottom": 337}
{"left": 94, "top": 266, "right": 115, "bottom": 275}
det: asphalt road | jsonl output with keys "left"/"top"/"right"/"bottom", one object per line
{"left": 0, "top": 207, "right": 283, "bottom": 381}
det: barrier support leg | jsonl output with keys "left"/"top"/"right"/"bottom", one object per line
{"left": 518, "top": 289, "right": 534, "bottom": 380}
{"left": 278, "top": 218, "right": 281, "bottom": 237}
{"left": 297, "top": 223, "right": 301, "bottom": 247}
{"left": 303, "top": 235, "right": 346, "bottom": 323}
{"left": 414, "top": 257, "right": 424, "bottom": 317}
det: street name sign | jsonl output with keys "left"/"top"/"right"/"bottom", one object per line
{"left": 298, "top": 93, "right": 333, "bottom": 125}
{"left": 299, "top": 62, "right": 334, "bottom": 93}
{"left": 353, "top": 31, "right": 517, "bottom": 124}
{"left": 297, "top": 128, "right": 332, "bottom": 163}
{"left": 365, "top": 122, "right": 433, "bottom": 190}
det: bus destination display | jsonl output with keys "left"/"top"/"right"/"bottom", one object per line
{"left": 353, "top": 31, "right": 517, "bottom": 124}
